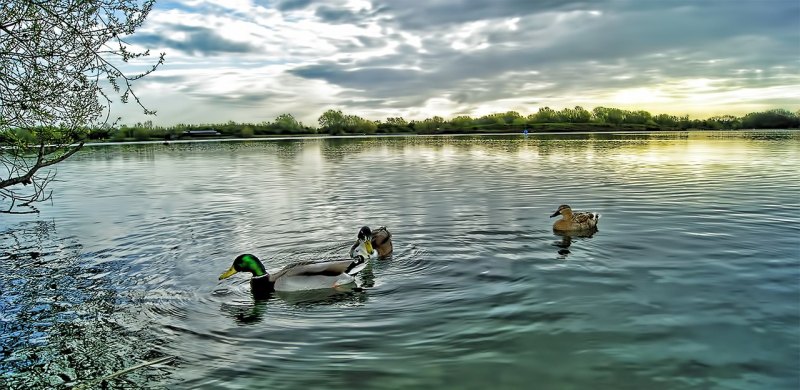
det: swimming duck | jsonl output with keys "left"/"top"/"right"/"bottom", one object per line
{"left": 218, "top": 254, "right": 367, "bottom": 294}
{"left": 349, "top": 226, "right": 393, "bottom": 260}
{"left": 550, "top": 204, "right": 600, "bottom": 232}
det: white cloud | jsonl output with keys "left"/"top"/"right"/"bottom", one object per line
{"left": 115, "top": 0, "right": 800, "bottom": 126}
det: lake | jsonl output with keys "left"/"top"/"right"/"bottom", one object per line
{"left": 1, "top": 131, "right": 799, "bottom": 389}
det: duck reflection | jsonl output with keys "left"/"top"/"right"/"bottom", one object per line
{"left": 356, "top": 259, "right": 376, "bottom": 288}
{"left": 276, "top": 285, "right": 368, "bottom": 306}
{"left": 220, "top": 299, "right": 269, "bottom": 325}
{"left": 218, "top": 278, "right": 371, "bottom": 325}
{"left": 553, "top": 228, "right": 597, "bottom": 258}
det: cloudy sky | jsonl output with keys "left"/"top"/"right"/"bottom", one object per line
{"left": 117, "top": 0, "right": 800, "bottom": 126}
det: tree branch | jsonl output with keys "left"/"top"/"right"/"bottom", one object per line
{"left": 0, "top": 141, "right": 84, "bottom": 188}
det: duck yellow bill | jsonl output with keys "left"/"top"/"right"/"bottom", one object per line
{"left": 219, "top": 266, "right": 238, "bottom": 280}
{"left": 365, "top": 241, "right": 373, "bottom": 254}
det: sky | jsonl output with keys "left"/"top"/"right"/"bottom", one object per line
{"left": 116, "top": 0, "right": 800, "bottom": 126}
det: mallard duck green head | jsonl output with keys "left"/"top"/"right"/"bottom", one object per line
{"left": 357, "top": 226, "right": 374, "bottom": 254}
{"left": 219, "top": 254, "right": 268, "bottom": 280}
{"left": 550, "top": 204, "right": 572, "bottom": 218}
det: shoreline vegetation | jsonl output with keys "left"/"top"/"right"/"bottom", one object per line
{"left": 8, "top": 107, "right": 800, "bottom": 144}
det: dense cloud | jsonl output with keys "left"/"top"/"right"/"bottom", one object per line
{"left": 276, "top": 0, "right": 314, "bottom": 11}
{"left": 370, "top": 0, "right": 594, "bottom": 30}
{"left": 117, "top": 0, "right": 799, "bottom": 125}
{"left": 132, "top": 24, "right": 261, "bottom": 55}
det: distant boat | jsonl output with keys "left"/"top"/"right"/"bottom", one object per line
{"left": 182, "top": 129, "right": 221, "bottom": 137}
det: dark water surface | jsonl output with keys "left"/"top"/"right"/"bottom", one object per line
{"left": 2, "top": 131, "right": 799, "bottom": 389}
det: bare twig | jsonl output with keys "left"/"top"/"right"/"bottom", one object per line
{"left": 72, "top": 355, "right": 175, "bottom": 390}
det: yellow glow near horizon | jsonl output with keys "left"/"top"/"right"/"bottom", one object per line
{"left": 681, "top": 78, "right": 716, "bottom": 92}
{"left": 612, "top": 87, "right": 668, "bottom": 104}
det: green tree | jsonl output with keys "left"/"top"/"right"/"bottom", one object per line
{"left": 240, "top": 125, "right": 254, "bottom": 138}
{"left": 343, "top": 114, "right": 360, "bottom": 133}
{"left": 511, "top": 117, "right": 527, "bottom": 126}
{"left": 319, "top": 109, "right": 345, "bottom": 134}
{"left": 592, "top": 107, "right": 624, "bottom": 125}
{"left": 274, "top": 113, "right": 303, "bottom": 133}
{"left": 386, "top": 117, "right": 407, "bottom": 126}
{"left": 653, "top": 113, "right": 679, "bottom": 127}
{"left": 355, "top": 119, "right": 377, "bottom": 134}
{"left": 378, "top": 116, "right": 408, "bottom": 133}
{"left": 708, "top": 115, "right": 740, "bottom": 129}
{"left": 475, "top": 114, "right": 504, "bottom": 126}
{"left": 534, "top": 107, "right": 557, "bottom": 123}
{"left": 450, "top": 115, "right": 474, "bottom": 129}
{"left": 501, "top": 111, "right": 521, "bottom": 124}
{"left": 1, "top": 0, "right": 163, "bottom": 213}
{"left": 571, "top": 106, "right": 592, "bottom": 123}
{"left": 556, "top": 107, "right": 574, "bottom": 122}
{"left": 741, "top": 109, "right": 799, "bottom": 129}
{"left": 417, "top": 116, "right": 445, "bottom": 133}
{"left": 624, "top": 110, "right": 652, "bottom": 125}
{"left": 133, "top": 127, "right": 150, "bottom": 141}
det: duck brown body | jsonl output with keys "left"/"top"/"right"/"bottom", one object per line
{"left": 550, "top": 205, "right": 600, "bottom": 232}
{"left": 370, "top": 226, "right": 393, "bottom": 258}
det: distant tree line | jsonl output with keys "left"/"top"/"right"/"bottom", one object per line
{"left": 50, "top": 107, "right": 800, "bottom": 142}
{"left": 79, "top": 113, "right": 312, "bottom": 141}
{"left": 325, "top": 107, "right": 800, "bottom": 135}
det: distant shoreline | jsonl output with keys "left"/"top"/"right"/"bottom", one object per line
{"left": 82, "top": 128, "right": 797, "bottom": 147}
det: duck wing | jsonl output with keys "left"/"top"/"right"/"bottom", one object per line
{"left": 572, "top": 212, "right": 597, "bottom": 224}
{"left": 571, "top": 212, "right": 600, "bottom": 229}
{"left": 372, "top": 226, "right": 392, "bottom": 246}
{"left": 271, "top": 259, "right": 359, "bottom": 281}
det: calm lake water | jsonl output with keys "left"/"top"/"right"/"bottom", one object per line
{"left": 1, "top": 131, "right": 799, "bottom": 389}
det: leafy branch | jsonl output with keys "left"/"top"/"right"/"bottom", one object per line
{"left": 0, "top": 0, "right": 164, "bottom": 213}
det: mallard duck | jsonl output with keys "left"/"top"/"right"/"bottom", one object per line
{"left": 218, "top": 254, "right": 367, "bottom": 294}
{"left": 349, "top": 226, "right": 393, "bottom": 260}
{"left": 550, "top": 204, "right": 600, "bottom": 232}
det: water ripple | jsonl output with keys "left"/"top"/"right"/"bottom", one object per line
{"left": 2, "top": 132, "right": 799, "bottom": 389}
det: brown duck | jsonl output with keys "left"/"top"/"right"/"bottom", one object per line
{"left": 349, "top": 226, "right": 393, "bottom": 260}
{"left": 550, "top": 205, "right": 600, "bottom": 232}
